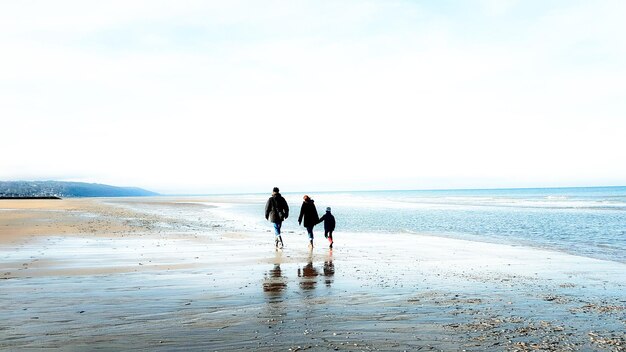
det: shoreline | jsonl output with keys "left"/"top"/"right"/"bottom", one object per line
{"left": 1, "top": 197, "right": 624, "bottom": 351}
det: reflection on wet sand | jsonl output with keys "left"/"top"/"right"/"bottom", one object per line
{"left": 260, "top": 253, "right": 288, "bottom": 335}
{"left": 297, "top": 250, "right": 334, "bottom": 291}
{"left": 263, "top": 253, "right": 287, "bottom": 302}
{"left": 263, "top": 264, "right": 287, "bottom": 293}
{"left": 298, "top": 257, "right": 319, "bottom": 291}
{"left": 323, "top": 251, "right": 334, "bottom": 287}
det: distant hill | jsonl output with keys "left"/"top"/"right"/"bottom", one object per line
{"left": 0, "top": 181, "right": 159, "bottom": 198}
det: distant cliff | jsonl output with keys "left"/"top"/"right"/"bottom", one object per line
{"left": 0, "top": 181, "right": 159, "bottom": 198}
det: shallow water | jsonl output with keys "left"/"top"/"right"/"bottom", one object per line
{"left": 223, "top": 186, "right": 626, "bottom": 263}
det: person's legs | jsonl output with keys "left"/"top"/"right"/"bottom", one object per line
{"left": 273, "top": 222, "right": 284, "bottom": 248}
{"left": 306, "top": 226, "right": 314, "bottom": 247}
{"left": 327, "top": 231, "right": 333, "bottom": 248}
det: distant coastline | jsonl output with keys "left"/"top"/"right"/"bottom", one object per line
{"left": 0, "top": 181, "right": 158, "bottom": 198}
{"left": 0, "top": 196, "right": 61, "bottom": 200}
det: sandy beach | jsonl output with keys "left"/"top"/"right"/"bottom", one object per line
{"left": 1, "top": 197, "right": 624, "bottom": 351}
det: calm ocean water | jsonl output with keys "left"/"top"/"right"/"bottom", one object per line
{"left": 226, "top": 186, "right": 626, "bottom": 263}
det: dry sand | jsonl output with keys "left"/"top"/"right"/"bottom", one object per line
{"left": 1, "top": 197, "right": 624, "bottom": 351}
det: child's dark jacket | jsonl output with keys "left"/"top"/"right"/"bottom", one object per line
{"left": 318, "top": 212, "right": 335, "bottom": 231}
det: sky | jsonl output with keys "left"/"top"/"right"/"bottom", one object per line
{"left": 1, "top": 0, "right": 625, "bottom": 194}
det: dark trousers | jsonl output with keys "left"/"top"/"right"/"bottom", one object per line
{"left": 306, "top": 226, "right": 314, "bottom": 240}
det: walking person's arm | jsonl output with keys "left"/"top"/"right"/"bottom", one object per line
{"left": 264, "top": 198, "right": 271, "bottom": 220}
{"left": 298, "top": 203, "right": 305, "bottom": 225}
{"left": 317, "top": 213, "right": 326, "bottom": 225}
{"left": 281, "top": 198, "right": 289, "bottom": 219}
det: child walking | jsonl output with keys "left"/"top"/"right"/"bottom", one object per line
{"left": 318, "top": 207, "right": 336, "bottom": 249}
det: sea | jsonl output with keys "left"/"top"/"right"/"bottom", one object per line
{"left": 219, "top": 186, "right": 626, "bottom": 264}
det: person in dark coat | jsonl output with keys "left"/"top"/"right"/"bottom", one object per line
{"left": 298, "top": 194, "right": 319, "bottom": 248}
{"left": 318, "top": 207, "right": 335, "bottom": 249}
{"left": 265, "top": 187, "right": 289, "bottom": 249}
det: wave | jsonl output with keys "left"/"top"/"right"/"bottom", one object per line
{"left": 360, "top": 199, "right": 626, "bottom": 211}
{"left": 388, "top": 196, "right": 626, "bottom": 210}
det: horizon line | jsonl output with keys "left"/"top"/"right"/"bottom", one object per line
{"left": 159, "top": 184, "right": 626, "bottom": 197}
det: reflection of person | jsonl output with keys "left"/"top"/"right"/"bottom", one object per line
{"left": 265, "top": 187, "right": 289, "bottom": 249}
{"left": 318, "top": 207, "right": 336, "bottom": 249}
{"left": 298, "top": 195, "right": 319, "bottom": 248}
{"left": 297, "top": 255, "right": 319, "bottom": 290}
{"left": 323, "top": 251, "right": 335, "bottom": 287}
{"left": 263, "top": 264, "right": 287, "bottom": 297}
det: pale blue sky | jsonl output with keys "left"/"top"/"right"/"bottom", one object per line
{"left": 1, "top": 1, "right": 625, "bottom": 193}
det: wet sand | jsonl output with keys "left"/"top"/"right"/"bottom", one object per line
{"left": 1, "top": 197, "right": 624, "bottom": 351}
